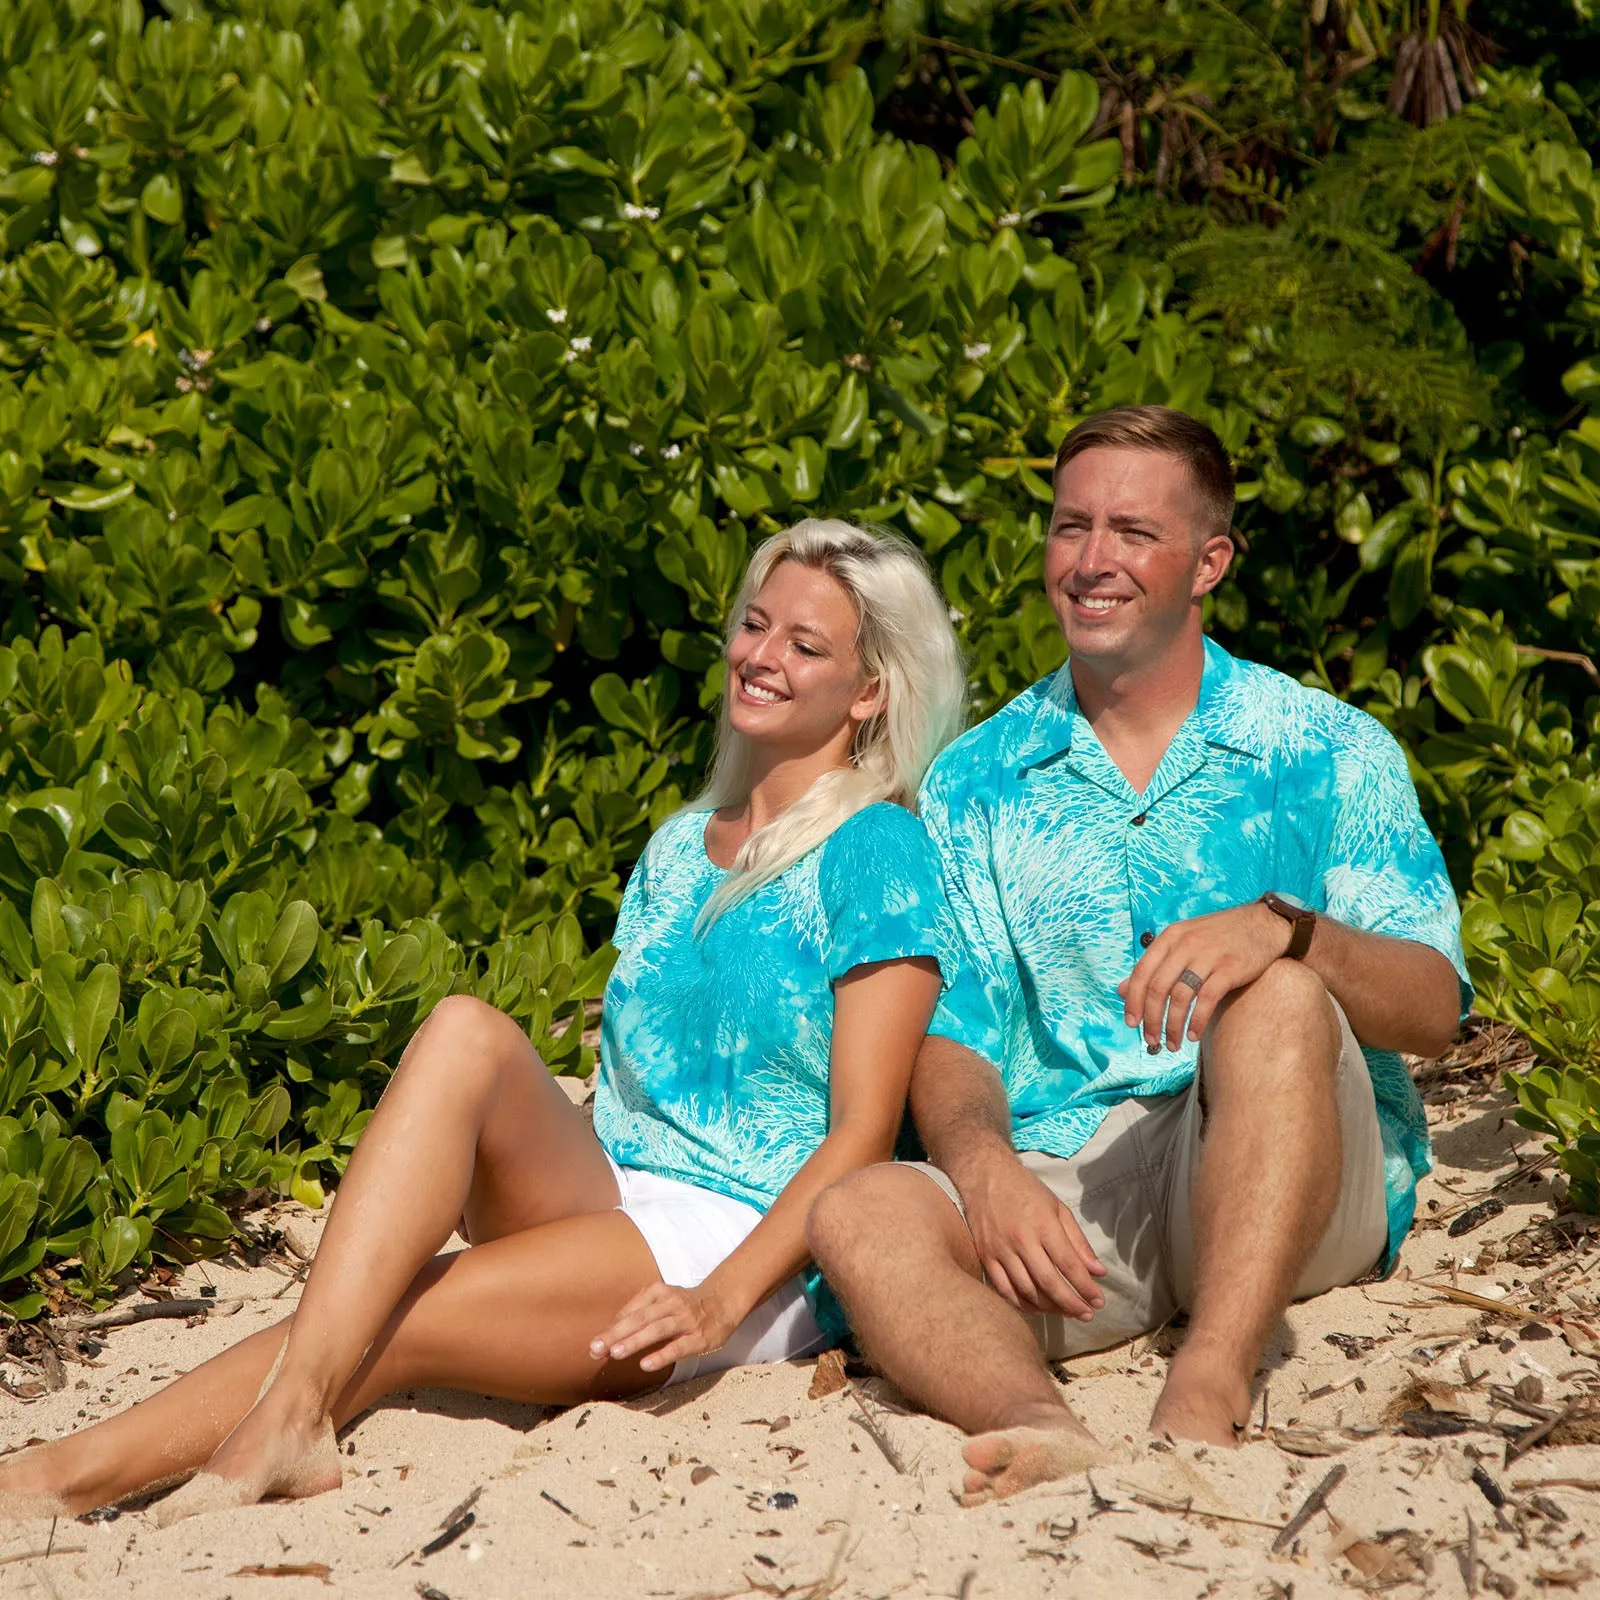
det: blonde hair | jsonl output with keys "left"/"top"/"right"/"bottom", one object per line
{"left": 694, "top": 519, "right": 966, "bottom": 926}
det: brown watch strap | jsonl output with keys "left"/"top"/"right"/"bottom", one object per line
{"left": 1261, "top": 892, "right": 1316, "bottom": 960}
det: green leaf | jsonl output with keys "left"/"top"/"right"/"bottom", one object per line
{"left": 140, "top": 172, "right": 183, "bottom": 225}
{"left": 263, "top": 902, "right": 320, "bottom": 990}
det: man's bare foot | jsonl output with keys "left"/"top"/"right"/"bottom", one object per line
{"left": 959, "top": 1410, "right": 1113, "bottom": 1506}
{"left": 152, "top": 1391, "right": 342, "bottom": 1527}
{"left": 1149, "top": 1357, "right": 1252, "bottom": 1447}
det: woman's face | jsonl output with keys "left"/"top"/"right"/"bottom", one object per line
{"left": 725, "top": 560, "right": 879, "bottom": 756}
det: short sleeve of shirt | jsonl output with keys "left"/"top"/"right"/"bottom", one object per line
{"left": 817, "top": 804, "right": 949, "bottom": 983}
{"left": 1318, "top": 707, "right": 1472, "bottom": 1016}
{"left": 918, "top": 762, "right": 1008, "bottom": 1067}
{"left": 611, "top": 836, "right": 652, "bottom": 950}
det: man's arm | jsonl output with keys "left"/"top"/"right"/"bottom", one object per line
{"left": 1121, "top": 901, "right": 1460, "bottom": 1059}
{"left": 911, "top": 1033, "right": 1107, "bottom": 1319}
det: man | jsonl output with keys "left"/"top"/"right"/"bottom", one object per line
{"left": 807, "top": 406, "right": 1469, "bottom": 1504}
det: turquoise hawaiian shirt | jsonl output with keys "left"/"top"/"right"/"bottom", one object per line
{"left": 595, "top": 801, "right": 950, "bottom": 1214}
{"left": 924, "top": 637, "right": 1471, "bottom": 1265}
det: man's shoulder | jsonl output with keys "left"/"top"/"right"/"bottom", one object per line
{"left": 921, "top": 674, "right": 1063, "bottom": 809}
{"left": 1206, "top": 646, "right": 1403, "bottom": 767}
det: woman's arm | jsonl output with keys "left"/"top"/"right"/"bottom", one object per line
{"left": 591, "top": 954, "right": 941, "bottom": 1373}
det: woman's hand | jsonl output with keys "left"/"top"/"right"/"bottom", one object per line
{"left": 589, "top": 1281, "right": 740, "bottom": 1374}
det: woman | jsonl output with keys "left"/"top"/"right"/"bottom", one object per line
{"left": 0, "top": 519, "right": 967, "bottom": 1521}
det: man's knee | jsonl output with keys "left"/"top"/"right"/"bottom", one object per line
{"left": 1209, "top": 959, "right": 1338, "bottom": 1048}
{"left": 807, "top": 1165, "right": 953, "bottom": 1284}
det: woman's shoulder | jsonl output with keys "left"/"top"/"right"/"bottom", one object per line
{"left": 819, "top": 801, "right": 938, "bottom": 880}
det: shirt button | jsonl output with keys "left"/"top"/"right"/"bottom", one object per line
{"left": 1131, "top": 812, "right": 1147, "bottom": 826}
{"left": 1140, "top": 931, "right": 1154, "bottom": 948}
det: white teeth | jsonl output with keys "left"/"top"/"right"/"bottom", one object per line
{"left": 1075, "top": 595, "right": 1126, "bottom": 611}
{"left": 742, "top": 680, "right": 784, "bottom": 703}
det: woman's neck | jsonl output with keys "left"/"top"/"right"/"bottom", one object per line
{"left": 724, "top": 733, "right": 854, "bottom": 835}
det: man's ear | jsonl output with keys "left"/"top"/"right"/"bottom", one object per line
{"left": 1192, "top": 532, "right": 1235, "bottom": 597}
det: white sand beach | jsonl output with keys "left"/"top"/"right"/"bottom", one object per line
{"left": 3, "top": 1025, "right": 1598, "bottom": 1599}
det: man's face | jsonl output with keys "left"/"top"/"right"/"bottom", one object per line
{"left": 1043, "top": 446, "right": 1232, "bottom": 672}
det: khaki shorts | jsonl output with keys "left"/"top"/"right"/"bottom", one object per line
{"left": 910, "top": 1001, "right": 1389, "bottom": 1360}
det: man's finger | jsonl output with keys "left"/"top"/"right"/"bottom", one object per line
{"left": 1009, "top": 1234, "right": 1094, "bottom": 1318}
{"left": 1034, "top": 1228, "right": 1104, "bottom": 1314}
{"left": 982, "top": 1254, "right": 1025, "bottom": 1310}
{"left": 1185, "top": 969, "right": 1236, "bottom": 1041}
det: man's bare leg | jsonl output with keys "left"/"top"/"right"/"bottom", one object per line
{"left": 1149, "top": 959, "right": 1343, "bottom": 1445}
{"left": 808, "top": 1167, "right": 1109, "bottom": 1505}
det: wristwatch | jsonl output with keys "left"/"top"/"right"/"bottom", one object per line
{"left": 1260, "top": 891, "right": 1317, "bottom": 960}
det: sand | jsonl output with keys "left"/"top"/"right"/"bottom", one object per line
{"left": 3, "top": 1027, "right": 1599, "bottom": 1598}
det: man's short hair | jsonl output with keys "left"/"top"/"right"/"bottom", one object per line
{"left": 1053, "top": 406, "right": 1235, "bottom": 543}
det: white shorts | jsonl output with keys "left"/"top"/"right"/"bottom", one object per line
{"left": 605, "top": 1157, "right": 828, "bottom": 1384}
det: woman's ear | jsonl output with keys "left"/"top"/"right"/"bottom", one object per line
{"left": 848, "top": 676, "right": 886, "bottom": 726}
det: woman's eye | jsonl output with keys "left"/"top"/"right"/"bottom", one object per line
{"left": 740, "top": 618, "right": 763, "bottom": 633}
{"left": 793, "top": 642, "right": 820, "bottom": 658}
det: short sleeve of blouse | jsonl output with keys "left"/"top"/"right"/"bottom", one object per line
{"left": 611, "top": 837, "right": 652, "bottom": 949}
{"left": 818, "top": 804, "right": 949, "bottom": 983}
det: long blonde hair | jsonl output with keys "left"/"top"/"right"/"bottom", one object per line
{"left": 694, "top": 518, "right": 966, "bottom": 925}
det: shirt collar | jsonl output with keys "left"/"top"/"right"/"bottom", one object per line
{"left": 1015, "top": 636, "right": 1272, "bottom": 774}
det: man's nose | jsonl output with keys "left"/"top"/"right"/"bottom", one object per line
{"left": 1074, "top": 525, "right": 1117, "bottom": 578}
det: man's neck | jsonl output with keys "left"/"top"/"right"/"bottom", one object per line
{"left": 1069, "top": 628, "right": 1207, "bottom": 796}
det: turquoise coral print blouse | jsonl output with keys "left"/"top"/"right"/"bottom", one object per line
{"left": 925, "top": 637, "right": 1471, "bottom": 1267}
{"left": 594, "top": 801, "right": 950, "bottom": 1216}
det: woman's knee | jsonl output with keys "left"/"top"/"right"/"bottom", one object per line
{"left": 399, "top": 994, "right": 542, "bottom": 1091}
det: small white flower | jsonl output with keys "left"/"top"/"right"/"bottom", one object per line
{"left": 686, "top": 67, "right": 702, "bottom": 85}
{"left": 254, "top": 316, "right": 272, "bottom": 333}
{"left": 569, "top": 334, "right": 592, "bottom": 354}
{"left": 32, "top": 150, "right": 59, "bottom": 167}
{"left": 662, "top": 443, "right": 682, "bottom": 460}
{"left": 964, "top": 342, "right": 990, "bottom": 361}
{"left": 546, "top": 307, "right": 568, "bottom": 325}
{"left": 622, "top": 202, "right": 661, "bottom": 221}
{"left": 997, "top": 211, "right": 1021, "bottom": 227}
{"left": 844, "top": 352, "right": 871, "bottom": 371}
{"left": 629, "top": 442, "right": 644, "bottom": 457}
{"left": 948, "top": 605, "right": 963, "bottom": 623}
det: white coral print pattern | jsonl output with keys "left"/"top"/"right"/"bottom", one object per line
{"left": 593, "top": 802, "right": 949, "bottom": 1221}
{"left": 926, "top": 638, "right": 1471, "bottom": 1265}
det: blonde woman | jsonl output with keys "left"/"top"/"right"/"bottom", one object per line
{"left": 0, "top": 520, "right": 967, "bottom": 1520}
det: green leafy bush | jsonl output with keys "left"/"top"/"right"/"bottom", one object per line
{"left": 1, "top": 0, "right": 1600, "bottom": 1307}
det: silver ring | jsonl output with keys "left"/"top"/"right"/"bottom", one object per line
{"left": 1177, "top": 968, "right": 1205, "bottom": 991}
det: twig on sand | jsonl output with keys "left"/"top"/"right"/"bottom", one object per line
{"left": 56, "top": 1298, "right": 239, "bottom": 1332}
{"left": 1464, "top": 1511, "right": 1478, "bottom": 1595}
{"left": 1115, "top": 1481, "right": 1284, "bottom": 1531}
{"left": 436, "top": 1486, "right": 482, "bottom": 1529}
{"left": 1271, "top": 1463, "right": 1346, "bottom": 1554}
{"left": 1505, "top": 1400, "right": 1591, "bottom": 1467}
{"left": 843, "top": 1381, "right": 907, "bottom": 1475}
{"left": 1513, "top": 1477, "right": 1600, "bottom": 1491}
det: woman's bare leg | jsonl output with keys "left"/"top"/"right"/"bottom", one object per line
{"left": 0, "top": 994, "right": 643, "bottom": 1517}
{"left": 0, "top": 1210, "right": 662, "bottom": 1514}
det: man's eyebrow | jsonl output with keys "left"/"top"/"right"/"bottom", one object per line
{"left": 1050, "top": 506, "right": 1167, "bottom": 531}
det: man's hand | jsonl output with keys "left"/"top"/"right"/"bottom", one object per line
{"left": 1118, "top": 901, "right": 1293, "bottom": 1053}
{"left": 590, "top": 1281, "right": 739, "bottom": 1374}
{"left": 953, "top": 1145, "right": 1107, "bottom": 1319}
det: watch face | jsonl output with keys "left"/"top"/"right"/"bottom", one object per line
{"left": 1269, "top": 892, "right": 1308, "bottom": 913}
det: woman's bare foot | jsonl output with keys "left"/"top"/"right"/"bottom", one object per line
{"left": 959, "top": 1406, "right": 1114, "bottom": 1506}
{"left": 0, "top": 1453, "right": 72, "bottom": 1523}
{"left": 1148, "top": 1352, "right": 1252, "bottom": 1447}
{"left": 152, "top": 1389, "right": 342, "bottom": 1526}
